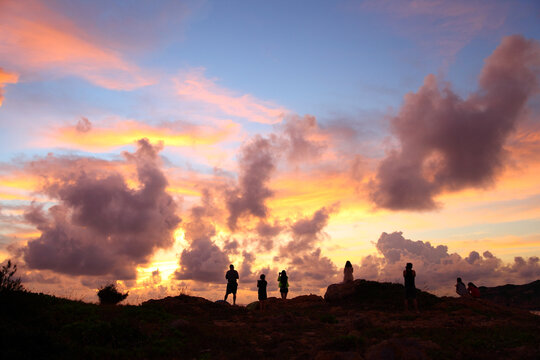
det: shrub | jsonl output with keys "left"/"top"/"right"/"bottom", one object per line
{"left": 97, "top": 283, "right": 128, "bottom": 305}
{"left": 0, "top": 259, "right": 25, "bottom": 292}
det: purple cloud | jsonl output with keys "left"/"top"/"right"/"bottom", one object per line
{"left": 370, "top": 35, "right": 540, "bottom": 210}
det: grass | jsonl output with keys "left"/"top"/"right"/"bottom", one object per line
{"left": 1, "top": 285, "right": 539, "bottom": 359}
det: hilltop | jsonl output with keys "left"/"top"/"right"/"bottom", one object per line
{"left": 479, "top": 280, "right": 540, "bottom": 310}
{"left": 1, "top": 280, "right": 539, "bottom": 359}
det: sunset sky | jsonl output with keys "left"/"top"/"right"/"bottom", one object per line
{"left": 1, "top": 0, "right": 539, "bottom": 304}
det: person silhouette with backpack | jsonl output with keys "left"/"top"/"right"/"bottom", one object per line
{"left": 278, "top": 270, "right": 289, "bottom": 299}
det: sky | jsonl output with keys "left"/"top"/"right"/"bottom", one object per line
{"left": 1, "top": 0, "right": 539, "bottom": 304}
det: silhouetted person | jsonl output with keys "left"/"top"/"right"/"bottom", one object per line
{"left": 278, "top": 270, "right": 289, "bottom": 299}
{"left": 257, "top": 274, "right": 268, "bottom": 311}
{"left": 343, "top": 260, "right": 354, "bottom": 283}
{"left": 403, "top": 262, "right": 419, "bottom": 313}
{"left": 224, "top": 264, "right": 239, "bottom": 305}
{"left": 455, "top": 277, "right": 468, "bottom": 297}
{"left": 467, "top": 282, "right": 480, "bottom": 298}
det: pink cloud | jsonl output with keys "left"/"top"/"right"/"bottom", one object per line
{"left": 370, "top": 35, "right": 540, "bottom": 210}
{"left": 360, "top": 232, "right": 540, "bottom": 295}
{"left": 175, "top": 68, "right": 288, "bottom": 124}
{"left": 0, "top": 68, "right": 19, "bottom": 107}
{"left": 0, "top": 1, "right": 155, "bottom": 90}
{"left": 20, "top": 139, "right": 180, "bottom": 279}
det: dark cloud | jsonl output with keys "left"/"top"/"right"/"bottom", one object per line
{"left": 223, "top": 238, "right": 240, "bottom": 254}
{"left": 286, "top": 248, "right": 339, "bottom": 291}
{"left": 22, "top": 139, "right": 180, "bottom": 279}
{"left": 76, "top": 117, "right": 92, "bottom": 133}
{"left": 175, "top": 188, "right": 231, "bottom": 283}
{"left": 370, "top": 35, "right": 540, "bottom": 210}
{"left": 226, "top": 135, "right": 276, "bottom": 230}
{"left": 272, "top": 206, "right": 341, "bottom": 291}
{"left": 239, "top": 250, "right": 257, "bottom": 283}
{"left": 255, "top": 220, "right": 283, "bottom": 251}
{"left": 376, "top": 231, "right": 449, "bottom": 264}
{"left": 359, "top": 231, "right": 540, "bottom": 294}
{"left": 175, "top": 237, "right": 230, "bottom": 283}
{"left": 282, "top": 206, "right": 337, "bottom": 255}
{"left": 280, "top": 114, "right": 326, "bottom": 161}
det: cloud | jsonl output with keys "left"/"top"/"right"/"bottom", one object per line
{"left": 272, "top": 206, "right": 340, "bottom": 290}
{"left": 280, "top": 115, "right": 327, "bottom": 162}
{"left": 370, "top": 35, "right": 540, "bottom": 210}
{"left": 376, "top": 231, "right": 449, "bottom": 264}
{"left": 21, "top": 139, "right": 180, "bottom": 279}
{"left": 175, "top": 237, "right": 230, "bottom": 283}
{"left": 360, "top": 231, "right": 540, "bottom": 294}
{"left": 226, "top": 135, "right": 277, "bottom": 230}
{"left": 0, "top": 1, "right": 154, "bottom": 90}
{"left": 0, "top": 68, "right": 19, "bottom": 107}
{"left": 283, "top": 206, "right": 336, "bottom": 254}
{"left": 255, "top": 220, "right": 284, "bottom": 251}
{"left": 174, "top": 189, "right": 231, "bottom": 283}
{"left": 75, "top": 117, "right": 92, "bottom": 133}
{"left": 287, "top": 248, "right": 339, "bottom": 291}
{"left": 175, "top": 68, "right": 288, "bottom": 124}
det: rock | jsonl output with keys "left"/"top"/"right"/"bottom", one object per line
{"left": 246, "top": 301, "right": 259, "bottom": 311}
{"left": 325, "top": 281, "right": 359, "bottom": 302}
{"left": 324, "top": 279, "right": 440, "bottom": 310}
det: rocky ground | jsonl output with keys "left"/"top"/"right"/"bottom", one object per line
{"left": 1, "top": 280, "right": 539, "bottom": 359}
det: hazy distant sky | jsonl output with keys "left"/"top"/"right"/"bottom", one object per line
{"left": 1, "top": 0, "right": 539, "bottom": 303}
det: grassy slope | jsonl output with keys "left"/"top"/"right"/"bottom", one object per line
{"left": 1, "top": 284, "right": 539, "bottom": 359}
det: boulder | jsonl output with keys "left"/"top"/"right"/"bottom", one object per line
{"left": 246, "top": 301, "right": 259, "bottom": 311}
{"left": 325, "top": 281, "right": 359, "bottom": 302}
{"left": 324, "top": 279, "right": 440, "bottom": 310}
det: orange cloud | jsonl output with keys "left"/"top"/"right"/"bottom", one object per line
{"left": 47, "top": 119, "right": 240, "bottom": 151}
{"left": 0, "top": 68, "right": 19, "bottom": 107}
{"left": 0, "top": 1, "right": 154, "bottom": 90}
{"left": 175, "top": 68, "right": 288, "bottom": 124}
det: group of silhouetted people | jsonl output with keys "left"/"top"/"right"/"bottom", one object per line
{"left": 224, "top": 261, "right": 481, "bottom": 311}
{"left": 223, "top": 264, "right": 289, "bottom": 307}
{"left": 455, "top": 277, "right": 480, "bottom": 298}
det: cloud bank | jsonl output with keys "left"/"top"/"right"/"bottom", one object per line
{"left": 22, "top": 139, "right": 180, "bottom": 279}
{"left": 359, "top": 232, "right": 540, "bottom": 294}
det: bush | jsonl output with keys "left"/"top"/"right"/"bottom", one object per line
{"left": 97, "top": 283, "right": 128, "bottom": 305}
{"left": 0, "top": 259, "right": 24, "bottom": 292}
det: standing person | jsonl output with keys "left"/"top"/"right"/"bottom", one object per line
{"left": 278, "top": 270, "right": 289, "bottom": 299}
{"left": 403, "top": 263, "right": 419, "bottom": 313}
{"left": 257, "top": 274, "right": 268, "bottom": 311}
{"left": 224, "top": 264, "right": 239, "bottom": 305}
{"left": 455, "top": 277, "right": 468, "bottom": 297}
{"left": 467, "top": 282, "right": 480, "bottom": 298}
{"left": 343, "top": 261, "right": 354, "bottom": 283}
